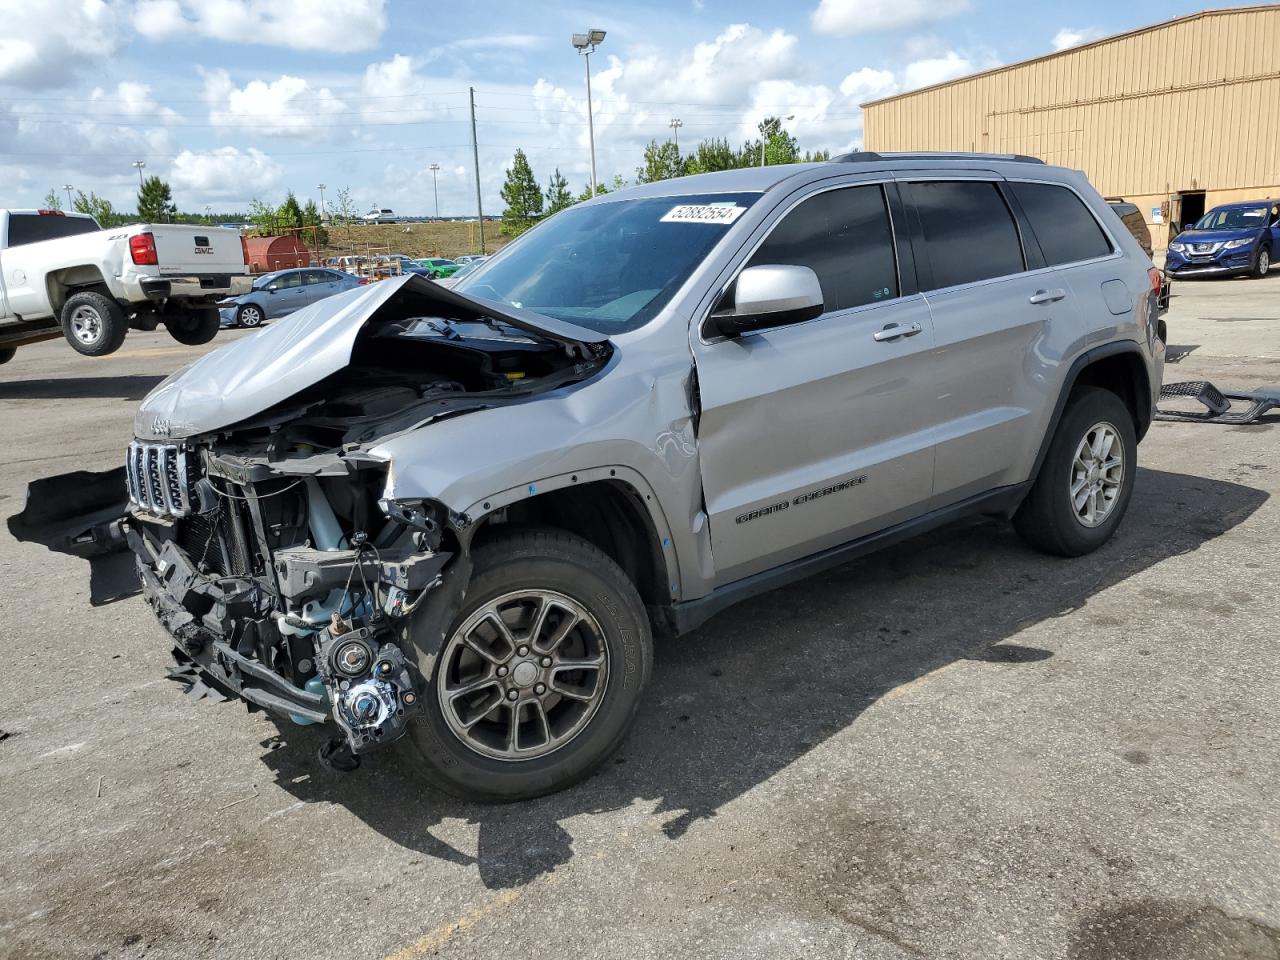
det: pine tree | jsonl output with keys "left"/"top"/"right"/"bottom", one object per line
{"left": 302, "top": 198, "right": 329, "bottom": 245}
{"left": 499, "top": 149, "right": 543, "bottom": 236}
{"left": 73, "top": 190, "right": 120, "bottom": 228}
{"left": 637, "top": 140, "right": 683, "bottom": 184}
{"left": 43, "top": 188, "right": 62, "bottom": 211}
{"left": 278, "top": 191, "right": 304, "bottom": 230}
{"left": 545, "top": 168, "right": 573, "bottom": 215}
{"left": 682, "top": 138, "right": 742, "bottom": 175}
{"left": 137, "top": 176, "right": 176, "bottom": 222}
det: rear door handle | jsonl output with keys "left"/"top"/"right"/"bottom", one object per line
{"left": 873, "top": 321, "right": 923, "bottom": 342}
{"left": 1029, "top": 288, "right": 1067, "bottom": 305}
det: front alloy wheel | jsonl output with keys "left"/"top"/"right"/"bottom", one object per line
{"left": 437, "top": 589, "right": 609, "bottom": 760}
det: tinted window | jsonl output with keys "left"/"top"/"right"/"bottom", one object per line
{"left": 1012, "top": 182, "right": 1112, "bottom": 265}
{"left": 746, "top": 185, "right": 898, "bottom": 313}
{"left": 6, "top": 213, "right": 99, "bottom": 247}
{"left": 905, "top": 181, "right": 1024, "bottom": 289}
{"left": 302, "top": 270, "right": 331, "bottom": 285}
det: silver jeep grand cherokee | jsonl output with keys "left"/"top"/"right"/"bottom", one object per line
{"left": 13, "top": 153, "right": 1165, "bottom": 801}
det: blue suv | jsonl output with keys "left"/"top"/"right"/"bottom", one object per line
{"left": 1166, "top": 200, "right": 1280, "bottom": 278}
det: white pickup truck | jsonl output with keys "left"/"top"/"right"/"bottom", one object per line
{"left": 0, "top": 208, "right": 250, "bottom": 362}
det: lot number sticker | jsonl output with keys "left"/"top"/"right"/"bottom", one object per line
{"left": 661, "top": 204, "right": 747, "bottom": 225}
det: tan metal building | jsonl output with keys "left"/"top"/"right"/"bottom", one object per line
{"left": 862, "top": 5, "right": 1280, "bottom": 249}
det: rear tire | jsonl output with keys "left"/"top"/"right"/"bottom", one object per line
{"left": 402, "top": 529, "right": 652, "bottom": 802}
{"left": 1253, "top": 245, "right": 1271, "bottom": 279}
{"left": 0, "top": 347, "right": 14, "bottom": 364}
{"left": 165, "top": 307, "right": 221, "bottom": 346}
{"left": 1014, "top": 386, "right": 1137, "bottom": 557}
{"left": 61, "top": 291, "right": 129, "bottom": 357}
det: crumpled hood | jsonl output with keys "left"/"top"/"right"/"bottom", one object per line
{"left": 134, "top": 274, "right": 608, "bottom": 441}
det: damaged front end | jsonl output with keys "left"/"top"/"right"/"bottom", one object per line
{"left": 10, "top": 275, "right": 611, "bottom": 767}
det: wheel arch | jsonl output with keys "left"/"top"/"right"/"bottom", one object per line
{"left": 46, "top": 265, "right": 112, "bottom": 315}
{"left": 462, "top": 469, "right": 678, "bottom": 628}
{"left": 1030, "top": 341, "right": 1153, "bottom": 484}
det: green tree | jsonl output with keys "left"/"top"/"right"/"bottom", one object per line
{"left": 278, "top": 190, "right": 304, "bottom": 230}
{"left": 333, "top": 187, "right": 357, "bottom": 242}
{"left": 544, "top": 168, "right": 573, "bottom": 215}
{"left": 499, "top": 148, "right": 543, "bottom": 236}
{"left": 73, "top": 190, "right": 121, "bottom": 227}
{"left": 302, "top": 198, "right": 329, "bottom": 246}
{"left": 43, "top": 188, "right": 63, "bottom": 211}
{"left": 137, "top": 175, "right": 176, "bottom": 222}
{"left": 742, "top": 116, "right": 800, "bottom": 168}
{"left": 247, "top": 198, "right": 277, "bottom": 236}
{"left": 636, "top": 139, "right": 683, "bottom": 184}
{"left": 576, "top": 182, "right": 608, "bottom": 203}
{"left": 682, "top": 137, "right": 742, "bottom": 175}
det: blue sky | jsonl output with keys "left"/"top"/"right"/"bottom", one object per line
{"left": 0, "top": 0, "right": 1253, "bottom": 217}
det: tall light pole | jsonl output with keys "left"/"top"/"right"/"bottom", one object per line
{"left": 204, "top": 204, "right": 212, "bottom": 223}
{"left": 428, "top": 163, "right": 441, "bottom": 219}
{"left": 62, "top": 184, "right": 74, "bottom": 209}
{"left": 669, "top": 118, "right": 683, "bottom": 148}
{"left": 317, "top": 183, "right": 326, "bottom": 221}
{"left": 759, "top": 114, "right": 795, "bottom": 167}
{"left": 132, "top": 159, "right": 146, "bottom": 187}
{"left": 571, "top": 28, "right": 606, "bottom": 196}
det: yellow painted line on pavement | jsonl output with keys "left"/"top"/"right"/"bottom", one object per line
{"left": 108, "top": 345, "right": 205, "bottom": 361}
{"left": 383, "top": 889, "right": 524, "bottom": 959}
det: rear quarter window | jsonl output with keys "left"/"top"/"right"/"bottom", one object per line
{"left": 1010, "top": 182, "right": 1113, "bottom": 266}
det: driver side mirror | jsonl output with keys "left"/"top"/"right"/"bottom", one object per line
{"left": 708, "top": 264, "right": 824, "bottom": 338}
{"left": 266, "top": 284, "right": 279, "bottom": 293}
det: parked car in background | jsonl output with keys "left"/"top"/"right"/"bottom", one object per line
{"left": 19, "top": 154, "right": 1165, "bottom": 801}
{"left": 363, "top": 208, "right": 398, "bottom": 224}
{"left": 435, "top": 256, "right": 489, "bottom": 289}
{"left": 1106, "top": 201, "right": 1153, "bottom": 258}
{"left": 218, "top": 268, "right": 365, "bottom": 327}
{"left": 0, "top": 208, "right": 247, "bottom": 360}
{"left": 454, "top": 255, "right": 485, "bottom": 265}
{"left": 413, "top": 257, "right": 460, "bottom": 279}
{"left": 1166, "top": 200, "right": 1280, "bottom": 278}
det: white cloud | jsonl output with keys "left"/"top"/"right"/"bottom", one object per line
{"left": 132, "top": 0, "right": 387, "bottom": 52}
{"left": 169, "top": 147, "right": 282, "bottom": 200}
{"left": 839, "top": 67, "right": 898, "bottom": 101}
{"left": 0, "top": 0, "right": 124, "bottom": 89}
{"left": 451, "top": 34, "right": 543, "bottom": 50}
{"left": 358, "top": 55, "right": 450, "bottom": 124}
{"left": 902, "top": 51, "right": 974, "bottom": 90}
{"left": 811, "top": 0, "right": 970, "bottom": 36}
{"left": 201, "top": 68, "right": 349, "bottom": 139}
{"left": 1052, "top": 27, "right": 1104, "bottom": 51}
{"left": 89, "top": 82, "right": 178, "bottom": 122}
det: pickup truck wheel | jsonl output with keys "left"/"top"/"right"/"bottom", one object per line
{"left": 165, "top": 307, "right": 221, "bottom": 346}
{"left": 1253, "top": 246, "right": 1271, "bottom": 278}
{"left": 402, "top": 530, "right": 652, "bottom": 802}
{"left": 0, "top": 347, "right": 14, "bottom": 365}
{"left": 1014, "top": 386, "right": 1137, "bottom": 557}
{"left": 235, "top": 304, "right": 264, "bottom": 327}
{"left": 61, "top": 291, "right": 128, "bottom": 357}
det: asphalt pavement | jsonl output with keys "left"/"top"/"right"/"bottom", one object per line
{"left": 2, "top": 276, "right": 1279, "bottom": 959}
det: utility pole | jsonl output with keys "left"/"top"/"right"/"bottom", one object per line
{"left": 62, "top": 184, "right": 74, "bottom": 209}
{"left": 429, "top": 163, "right": 441, "bottom": 219}
{"left": 469, "top": 87, "right": 486, "bottom": 254}
{"left": 669, "top": 118, "right": 683, "bottom": 148}
{"left": 317, "top": 183, "right": 326, "bottom": 221}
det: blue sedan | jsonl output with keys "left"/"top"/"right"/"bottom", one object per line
{"left": 219, "top": 268, "right": 366, "bottom": 327}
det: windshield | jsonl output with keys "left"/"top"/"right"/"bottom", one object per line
{"left": 1194, "top": 206, "right": 1269, "bottom": 230}
{"left": 455, "top": 192, "right": 760, "bottom": 333}
{"left": 451, "top": 260, "right": 484, "bottom": 280}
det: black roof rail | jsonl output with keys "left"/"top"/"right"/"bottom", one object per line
{"left": 831, "top": 151, "right": 1045, "bottom": 165}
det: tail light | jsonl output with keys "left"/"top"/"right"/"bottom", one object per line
{"left": 1147, "top": 266, "right": 1162, "bottom": 297}
{"left": 37, "top": 208, "right": 65, "bottom": 216}
{"left": 358, "top": 278, "right": 371, "bottom": 285}
{"left": 129, "top": 233, "right": 158, "bottom": 265}
{"left": 240, "top": 234, "right": 249, "bottom": 265}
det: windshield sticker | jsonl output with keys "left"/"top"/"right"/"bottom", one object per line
{"left": 661, "top": 204, "right": 747, "bottom": 225}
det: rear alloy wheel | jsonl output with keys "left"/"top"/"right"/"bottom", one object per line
{"left": 1014, "top": 386, "right": 1137, "bottom": 557}
{"left": 165, "top": 307, "right": 221, "bottom": 346}
{"left": 402, "top": 530, "right": 652, "bottom": 802}
{"left": 61, "top": 290, "right": 129, "bottom": 357}
{"left": 1253, "top": 246, "right": 1271, "bottom": 279}
{"left": 236, "top": 303, "right": 264, "bottom": 327}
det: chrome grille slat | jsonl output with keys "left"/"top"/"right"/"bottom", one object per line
{"left": 125, "top": 441, "right": 193, "bottom": 517}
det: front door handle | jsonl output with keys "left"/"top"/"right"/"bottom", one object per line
{"left": 1029, "top": 288, "right": 1067, "bottom": 305}
{"left": 873, "top": 321, "right": 923, "bottom": 342}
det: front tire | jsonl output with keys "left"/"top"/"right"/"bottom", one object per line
{"left": 1014, "top": 386, "right": 1137, "bottom": 557}
{"left": 0, "top": 347, "right": 14, "bottom": 364}
{"left": 235, "top": 303, "right": 265, "bottom": 328}
{"left": 61, "top": 291, "right": 128, "bottom": 357}
{"left": 165, "top": 307, "right": 221, "bottom": 346}
{"left": 1253, "top": 245, "right": 1271, "bottom": 279}
{"left": 402, "top": 530, "right": 652, "bottom": 802}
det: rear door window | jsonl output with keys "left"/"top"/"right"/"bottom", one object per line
{"left": 904, "top": 181, "right": 1025, "bottom": 290}
{"left": 746, "top": 184, "right": 899, "bottom": 313}
{"left": 6, "top": 213, "right": 99, "bottom": 247}
{"left": 302, "top": 270, "right": 331, "bottom": 285}
{"left": 1010, "top": 181, "right": 1112, "bottom": 265}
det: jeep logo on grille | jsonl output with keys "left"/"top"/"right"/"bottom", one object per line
{"left": 151, "top": 416, "right": 172, "bottom": 437}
